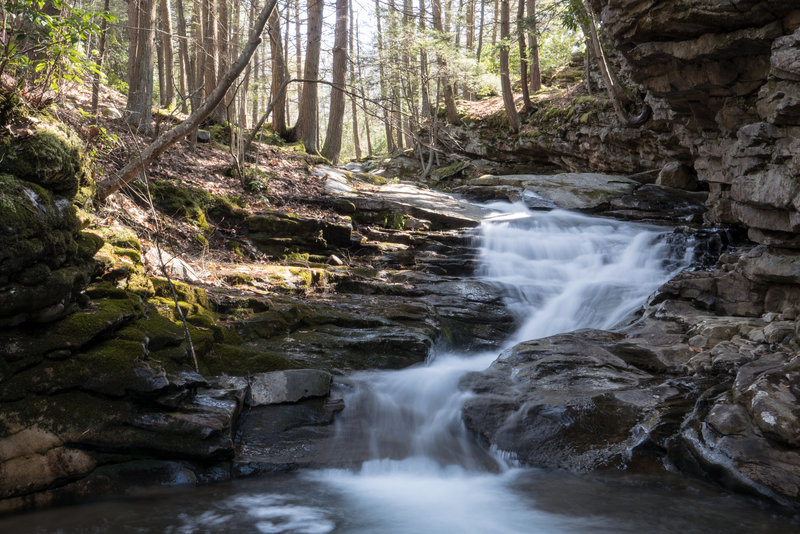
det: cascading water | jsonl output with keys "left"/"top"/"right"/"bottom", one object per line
{"left": 302, "top": 205, "right": 699, "bottom": 533}
{"left": 6, "top": 205, "right": 797, "bottom": 533}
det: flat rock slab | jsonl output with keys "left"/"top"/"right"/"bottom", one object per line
{"left": 461, "top": 173, "right": 640, "bottom": 211}
{"left": 248, "top": 370, "right": 332, "bottom": 406}
{"left": 316, "top": 165, "right": 490, "bottom": 229}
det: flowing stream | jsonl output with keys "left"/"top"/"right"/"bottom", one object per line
{"left": 5, "top": 206, "right": 798, "bottom": 533}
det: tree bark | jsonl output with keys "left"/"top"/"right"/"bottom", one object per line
{"left": 526, "top": 0, "right": 541, "bottom": 93}
{"left": 268, "top": 7, "right": 288, "bottom": 136}
{"left": 499, "top": 0, "right": 520, "bottom": 131}
{"left": 517, "top": 0, "right": 532, "bottom": 111}
{"left": 374, "top": 0, "right": 395, "bottom": 152}
{"left": 476, "top": 0, "right": 485, "bottom": 62}
{"left": 90, "top": 0, "right": 110, "bottom": 117}
{"left": 97, "top": 0, "right": 279, "bottom": 201}
{"left": 217, "top": 0, "right": 230, "bottom": 122}
{"left": 175, "top": 0, "right": 191, "bottom": 112}
{"left": 432, "top": 0, "right": 461, "bottom": 125}
{"left": 158, "top": 0, "right": 176, "bottom": 107}
{"left": 292, "top": 0, "right": 323, "bottom": 153}
{"left": 321, "top": 0, "right": 349, "bottom": 163}
{"left": 126, "top": 0, "right": 157, "bottom": 134}
{"left": 579, "top": 0, "right": 629, "bottom": 122}
{"left": 348, "top": 0, "right": 361, "bottom": 160}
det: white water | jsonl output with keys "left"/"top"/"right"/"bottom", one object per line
{"left": 302, "top": 206, "right": 696, "bottom": 533}
{"left": 7, "top": 206, "right": 798, "bottom": 533}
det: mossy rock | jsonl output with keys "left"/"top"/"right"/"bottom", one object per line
{"left": 0, "top": 121, "right": 91, "bottom": 198}
{"left": 204, "top": 344, "right": 300, "bottom": 375}
{"left": 151, "top": 277, "right": 210, "bottom": 309}
{"left": 137, "top": 180, "right": 212, "bottom": 232}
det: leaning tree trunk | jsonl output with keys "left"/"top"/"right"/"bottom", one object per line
{"left": 579, "top": 0, "right": 629, "bottom": 123}
{"left": 97, "top": 0, "right": 279, "bottom": 201}
{"left": 321, "top": 0, "right": 349, "bottom": 163}
{"left": 499, "top": 0, "right": 520, "bottom": 132}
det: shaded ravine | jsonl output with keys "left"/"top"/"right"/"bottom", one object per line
{"left": 3, "top": 206, "right": 797, "bottom": 533}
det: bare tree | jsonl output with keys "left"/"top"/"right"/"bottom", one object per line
{"left": 97, "top": 0, "right": 279, "bottom": 201}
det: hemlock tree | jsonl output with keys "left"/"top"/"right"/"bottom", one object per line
{"left": 126, "top": 0, "right": 157, "bottom": 133}
{"left": 321, "top": 0, "right": 349, "bottom": 163}
{"left": 499, "top": 0, "right": 520, "bottom": 131}
{"left": 292, "top": 0, "right": 324, "bottom": 153}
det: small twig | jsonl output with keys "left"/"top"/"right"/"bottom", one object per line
{"left": 122, "top": 124, "right": 200, "bottom": 373}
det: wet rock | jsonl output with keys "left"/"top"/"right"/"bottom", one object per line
{"left": 674, "top": 353, "right": 800, "bottom": 507}
{"left": 458, "top": 173, "right": 639, "bottom": 211}
{"left": 461, "top": 330, "right": 693, "bottom": 471}
{"left": 247, "top": 370, "right": 332, "bottom": 406}
{"left": 656, "top": 161, "right": 697, "bottom": 191}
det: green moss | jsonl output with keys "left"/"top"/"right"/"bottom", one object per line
{"left": 0, "top": 121, "right": 90, "bottom": 198}
{"left": 151, "top": 277, "right": 210, "bottom": 309}
{"left": 284, "top": 251, "right": 310, "bottom": 263}
{"left": 288, "top": 267, "right": 314, "bottom": 288}
{"left": 574, "top": 95, "right": 598, "bottom": 106}
{"left": 580, "top": 110, "right": 598, "bottom": 124}
{"left": 138, "top": 180, "right": 213, "bottom": 232}
{"left": 195, "top": 233, "right": 210, "bottom": 249}
{"left": 204, "top": 344, "right": 300, "bottom": 375}
{"left": 226, "top": 241, "right": 244, "bottom": 257}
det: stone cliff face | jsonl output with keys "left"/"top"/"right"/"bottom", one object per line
{"left": 592, "top": 0, "right": 800, "bottom": 248}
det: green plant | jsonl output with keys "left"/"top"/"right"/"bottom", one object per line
{"left": 0, "top": 0, "right": 114, "bottom": 102}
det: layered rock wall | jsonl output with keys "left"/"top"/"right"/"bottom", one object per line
{"left": 593, "top": 0, "right": 800, "bottom": 247}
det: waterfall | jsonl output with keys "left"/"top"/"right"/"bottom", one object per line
{"left": 305, "top": 205, "right": 696, "bottom": 533}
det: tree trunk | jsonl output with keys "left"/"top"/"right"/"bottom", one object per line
{"left": 293, "top": 0, "right": 323, "bottom": 153}
{"left": 321, "top": 0, "right": 348, "bottom": 163}
{"left": 432, "top": 0, "right": 461, "bottom": 125}
{"left": 499, "top": 0, "right": 520, "bottom": 131}
{"left": 268, "top": 8, "right": 288, "bottom": 136}
{"left": 418, "top": 0, "right": 431, "bottom": 119}
{"left": 203, "top": 0, "right": 218, "bottom": 103}
{"left": 90, "top": 0, "right": 110, "bottom": 117}
{"left": 98, "top": 0, "right": 279, "bottom": 201}
{"left": 158, "top": 0, "right": 175, "bottom": 107}
{"left": 175, "top": 0, "right": 191, "bottom": 112}
{"left": 217, "top": 0, "right": 230, "bottom": 122}
{"left": 126, "top": 0, "right": 157, "bottom": 134}
{"left": 526, "top": 0, "right": 541, "bottom": 93}
{"left": 355, "top": 15, "right": 373, "bottom": 157}
{"left": 476, "top": 0, "right": 485, "bottom": 62}
{"left": 348, "top": 0, "right": 361, "bottom": 160}
{"left": 491, "top": 0, "right": 499, "bottom": 47}
{"left": 294, "top": 0, "right": 302, "bottom": 106}
{"left": 579, "top": 0, "right": 629, "bottom": 123}
{"left": 374, "top": 0, "right": 395, "bottom": 152}
{"left": 517, "top": 0, "right": 532, "bottom": 111}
